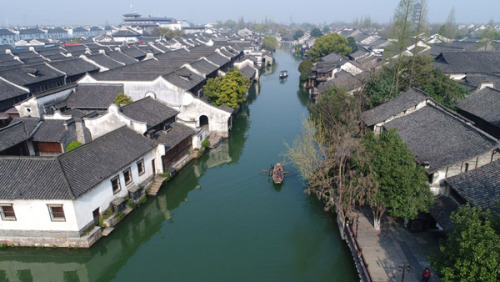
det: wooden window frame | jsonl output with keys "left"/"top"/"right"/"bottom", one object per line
{"left": 111, "top": 176, "right": 121, "bottom": 194}
{"left": 0, "top": 204, "right": 16, "bottom": 221}
{"left": 123, "top": 167, "right": 132, "bottom": 185}
{"left": 137, "top": 159, "right": 145, "bottom": 176}
{"left": 47, "top": 204, "right": 66, "bottom": 222}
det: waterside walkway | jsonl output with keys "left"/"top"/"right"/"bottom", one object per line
{"left": 351, "top": 207, "right": 440, "bottom": 282}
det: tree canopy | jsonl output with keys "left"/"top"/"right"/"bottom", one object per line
{"left": 293, "top": 29, "right": 305, "bottom": 40}
{"left": 347, "top": 37, "right": 358, "bottom": 53}
{"left": 431, "top": 205, "right": 500, "bottom": 281}
{"left": 150, "top": 27, "right": 184, "bottom": 39}
{"left": 298, "top": 58, "right": 313, "bottom": 83}
{"left": 261, "top": 35, "right": 278, "bottom": 52}
{"left": 310, "top": 28, "right": 323, "bottom": 38}
{"left": 65, "top": 141, "right": 82, "bottom": 152}
{"left": 362, "top": 129, "right": 433, "bottom": 226}
{"left": 363, "top": 55, "right": 468, "bottom": 109}
{"left": 113, "top": 93, "right": 133, "bottom": 106}
{"left": 307, "top": 33, "right": 352, "bottom": 61}
{"left": 204, "top": 68, "right": 250, "bottom": 109}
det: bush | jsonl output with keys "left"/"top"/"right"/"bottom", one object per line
{"left": 65, "top": 141, "right": 82, "bottom": 151}
{"left": 201, "top": 139, "right": 210, "bottom": 148}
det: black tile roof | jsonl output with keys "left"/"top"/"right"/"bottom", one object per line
{"left": 384, "top": 104, "right": 499, "bottom": 173}
{"left": 31, "top": 119, "right": 70, "bottom": 143}
{"left": 106, "top": 51, "right": 138, "bottom": 65}
{"left": 189, "top": 58, "right": 218, "bottom": 75}
{"left": 19, "top": 28, "right": 44, "bottom": 35}
{"left": 456, "top": 87, "right": 500, "bottom": 127}
{"left": 58, "top": 126, "right": 156, "bottom": 198}
{"left": 0, "top": 63, "right": 65, "bottom": 87}
{"left": 49, "top": 58, "right": 99, "bottom": 76}
{"left": 435, "top": 51, "right": 500, "bottom": 74}
{"left": 0, "top": 77, "right": 29, "bottom": 101}
{"left": 429, "top": 195, "right": 459, "bottom": 233}
{"left": 121, "top": 97, "right": 179, "bottom": 128}
{"left": 156, "top": 123, "right": 195, "bottom": 150}
{"left": 162, "top": 67, "right": 205, "bottom": 91}
{"left": 47, "top": 27, "right": 68, "bottom": 34}
{"left": 120, "top": 46, "right": 147, "bottom": 59}
{"left": 86, "top": 54, "right": 124, "bottom": 69}
{"left": 0, "top": 29, "right": 15, "bottom": 36}
{"left": 240, "top": 65, "right": 256, "bottom": 79}
{"left": 0, "top": 156, "right": 74, "bottom": 200}
{"left": 112, "top": 29, "right": 140, "bottom": 37}
{"left": 460, "top": 73, "right": 500, "bottom": 90}
{"left": 317, "top": 71, "right": 362, "bottom": 93}
{"left": 0, "top": 126, "right": 156, "bottom": 200}
{"left": 66, "top": 84, "right": 123, "bottom": 109}
{"left": 446, "top": 160, "right": 500, "bottom": 212}
{"left": 0, "top": 119, "right": 39, "bottom": 152}
{"left": 362, "top": 88, "right": 430, "bottom": 126}
{"left": 205, "top": 52, "right": 229, "bottom": 67}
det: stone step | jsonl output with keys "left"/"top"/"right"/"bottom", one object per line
{"left": 101, "top": 227, "right": 114, "bottom": 237}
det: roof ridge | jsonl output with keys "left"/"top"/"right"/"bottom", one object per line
{"left": 56, "top": 158, "right": 77, "bottom": 200}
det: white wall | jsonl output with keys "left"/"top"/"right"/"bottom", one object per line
{"left": 0, "top": 199, "right": 79, "bottom": 232}
{"left": 84, "top": 104, "right": 147, "bottom": 139}
{"left": 14, "top": 88, "right": 74, "bottom": 118}
{"left": 72, "top": 148, "right": 158, "bottom": 230}
{"left": 79, "top": 76, "right": 232, "bottom": 135}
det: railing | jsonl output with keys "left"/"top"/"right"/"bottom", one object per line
{"left": 345, "top": 220, "right": 372, "bottom": 282}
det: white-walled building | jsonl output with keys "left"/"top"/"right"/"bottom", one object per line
{"left": 0, "top": 126, "right": 164, "bottom": 247}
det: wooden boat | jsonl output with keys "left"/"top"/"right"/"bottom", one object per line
{"left": 272, "top": 163, "right": 285, "bottom": 184}
{"left": 279, "top": 70, "right": 288, "bottom": 79}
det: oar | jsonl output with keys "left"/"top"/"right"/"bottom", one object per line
{"left": 261, "top": 169, "right": 270, "bottom": 172}
{"left": 284, "top": 170, "right": 296, "bottom": 173}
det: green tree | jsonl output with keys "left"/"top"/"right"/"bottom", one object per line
{"left": 420, "top": 68, "right": 468, "bottom": 109}
{"left": 310, "top": 28, "right": 323, "bottom": 38}
{"left": 65, "top": 141, "right": 82, "bottom": 151}
{"left": 478, "top": 19, "right": 497, "bottom": 50}
{"left": 298, "top": 58, "right": 313, "bottom": 83}
{"left": 431, "top": 205, "right": 500, "bottom": 281}
{"left": 363, "top": 55, "right": 467, "bottom": 110}
{"left": 151, "top": 27, "right": 184, "bottom": 39}
{"left": 363, "top": 69, "right": 398, "bottom": 108}
{"left": 386, "top": 0, "right": 417, "bottom": 96}
{"left": 261, "top": 35, "right": 278, "bottom": 51}
{"left": 408, "top": 0, "right": 429, "bottom": 88}
{"left": 293, "top": 29, "right": 305, "bottom": 40}
{"left": 322, "top": 26, "right": 330, "bottom": 34}
{"left": 362, "top": 129, "right": 433, "bottom": 229}
{"left": 65, "top": 38, "right": 82, "bottom": 44}
{"left": 204, "top": 68, "right": 249, "bottom": 109}
{"left": 347, "top": 37, "right": 358, "bottom": 53}
{"left": 307, "top": 33, "right": 351, "bottom": 61}
{"left": 113, "top": 93, "right": 133, "bottom": 106}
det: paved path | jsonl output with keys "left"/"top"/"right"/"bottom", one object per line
{"left": 353, "top": 207, "right": 440, "bottom": 282}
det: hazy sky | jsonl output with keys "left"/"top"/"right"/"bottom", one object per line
{"left": 1, "top": 0, "right": 499, "bottom": 27}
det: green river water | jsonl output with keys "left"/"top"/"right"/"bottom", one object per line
{"left": 0, "top": 50, "right": 357, "bottom": 282}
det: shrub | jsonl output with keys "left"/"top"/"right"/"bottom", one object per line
{"left": 201, "top": 139, "right": 210, "bottom": 148}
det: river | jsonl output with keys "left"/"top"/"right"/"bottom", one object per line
{"left": 0, "top": 50, "right": 357, "bottom": 282}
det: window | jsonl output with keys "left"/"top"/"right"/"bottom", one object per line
{"left": 111, "top": 176, "right": 121, "bottom": 194}
{"left": 137, "top": 159, "right": 145, "bottom": 176}
{"left": 123, "top": 168, "right": 132, "bottom": 185}
{"left": 48, "top": 204, "right": 65, "bottom": 221}
{"left": 0, "top": 204, "right": 16, "bottom": 221}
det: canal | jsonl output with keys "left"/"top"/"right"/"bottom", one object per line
{"left": 0, "top": 50, "right": 357, "bottom": 282}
